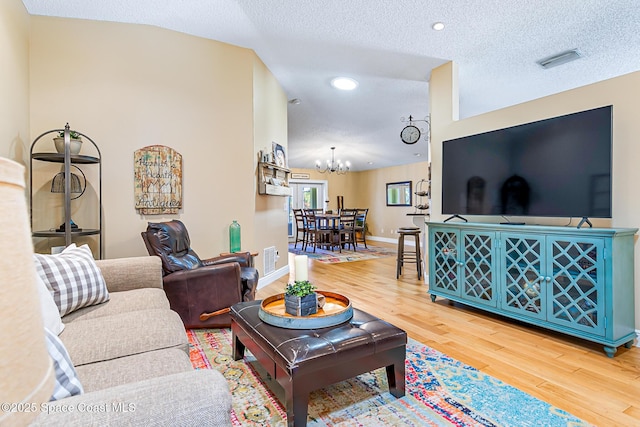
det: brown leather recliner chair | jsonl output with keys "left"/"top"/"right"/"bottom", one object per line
{"left": 141, "top": 220, "right": 258, "bottom": 328}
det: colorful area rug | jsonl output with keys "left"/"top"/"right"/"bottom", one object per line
{"left": 188, "top": 328, "right": 590, "bottom": 426}
{"left": 288, "top": 243, "right": 396, "bottom": 263}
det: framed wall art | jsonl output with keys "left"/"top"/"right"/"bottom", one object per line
{"left": 386, "top": 181, "right": 412, "bottom": 207}
{"left": 272, "top": 142, "right": 286, "bottom": 168}
{"left": 134, "top": 145, "right": 182, "bottom": 214}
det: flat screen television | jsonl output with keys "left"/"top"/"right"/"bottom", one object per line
{"left": 441, "top": 105, "right": 612, "bottom": 220}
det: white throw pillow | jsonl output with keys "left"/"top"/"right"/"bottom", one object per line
{"left": 35, "top": 273, "right": 65, "bottom": 335}
{"left": 44, "top": 327, "right": 84, "bottom": 400}
{"left": 34, "top": 244, "right": 109, "bottom": 317}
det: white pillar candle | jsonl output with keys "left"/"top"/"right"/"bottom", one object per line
{"left": 288, "top": 252, "right": 296, "bottom": 284}
{"left": 294, "top": 255, "right": 308, "bottom": 282}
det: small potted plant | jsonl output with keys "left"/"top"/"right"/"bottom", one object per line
{"left": 284, "top": 280, "right": 318, "bottom": 316}
{"left": 53, "top": 130, "right": 82, "bottom": 155}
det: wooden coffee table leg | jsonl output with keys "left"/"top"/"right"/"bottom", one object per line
{"left": 231, "top": 329, "right": 245, "bottom": 361}
{"left": 282, "top": 380, "right": 309, "bottom": 427}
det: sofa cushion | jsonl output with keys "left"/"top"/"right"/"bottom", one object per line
{"left": 36, "top": 274, "right": 64, "bottom": 335}
{"left": 75, "top": 348, "right": 193, "bottom": 392}
{"left": 30, "top": 370, "right": 232, "bottom": 427}
{"left": 62, "top": 288, "right": 169, "bottom": 323}
{"left": 60, "top": 308, "right": 188, "bottom": 366}
{"left": 44, "top": 327, "right": 84, "bottom": 401}
{"left": 34, "top": 244, "right": 109, "bottom": 316}
{"left": 96, "top": 256, "right": 163, "bottom": 293}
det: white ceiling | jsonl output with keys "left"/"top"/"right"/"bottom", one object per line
{"left": 21, "top": 0, "right": 640, "bottom": 171}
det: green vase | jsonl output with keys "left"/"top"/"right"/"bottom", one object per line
{"left": 229, "top": 220, "right": 241, "bottom": 253}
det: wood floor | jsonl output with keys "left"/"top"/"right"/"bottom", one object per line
{"left": 257, "top": 242, "right": 640, "bottom": 427}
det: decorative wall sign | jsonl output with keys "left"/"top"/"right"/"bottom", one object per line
{"left": 291, "top": 173, "right": 310, "bottom": 179}
{"left": 134, "top": 145, "right": 182, "bottom": 214}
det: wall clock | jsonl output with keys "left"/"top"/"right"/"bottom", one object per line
{"left": 400, "top": 125, "right": 421, "bottom": 144}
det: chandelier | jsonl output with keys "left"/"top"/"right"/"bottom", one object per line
{"left": 315, "top": 147, "right": 350, "bottom": 175}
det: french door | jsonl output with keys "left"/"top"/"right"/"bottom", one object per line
{"left": 288, "top": 181, "right": 327, "bottom": 237}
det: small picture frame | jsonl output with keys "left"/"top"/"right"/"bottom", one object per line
{"left": 273, "top": 142, "right": 286, "bottom": 168}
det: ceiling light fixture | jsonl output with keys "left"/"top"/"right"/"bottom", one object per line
{"left": 316, "top": 147, "right": 350, "bottom": 175}
{"left": 536, "top": 49, "right": 582, "bottom": 69}
{"left": 288, "top": 98, "right": 301, "bottom": 105}
{"left": 432, "top": 22, "right": 445, "bottom": 31}
{"left": 330, "top": 77, "right": 358, "bottom": 91}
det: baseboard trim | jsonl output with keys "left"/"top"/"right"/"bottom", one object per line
{"left": 257, "top": 265, "right": 289, "bottom": 290}
{"left": 368, "top": 235, "right": 407, "bottom": 245}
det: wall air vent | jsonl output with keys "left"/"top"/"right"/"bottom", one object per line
{"left": 263, "top": 246, "right": 276, "bottom": 276}
{"left": 536, "top": 49, "right": 582, "bottom": 69}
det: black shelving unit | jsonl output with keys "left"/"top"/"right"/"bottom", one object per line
{"left": 29, "top": 124, "right": 102, "bottom": 258}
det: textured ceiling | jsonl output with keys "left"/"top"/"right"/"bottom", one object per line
{"left": 21, "top": 0, "right": 640, "bottom": 171}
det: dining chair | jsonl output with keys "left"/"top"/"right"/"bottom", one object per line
{"left": 301, "top": 209, "right": 317, "bottom": 251}
{"left": 355, "top": 208, "right": 369, "bottom": 248}
{"left": 338, "top": 209, "right": 357, "bottom": 252}
{"left": 293, "top": 209, "right": 306, "bottom": 249}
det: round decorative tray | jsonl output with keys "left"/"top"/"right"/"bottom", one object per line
{"left": 258, "top": 291, "right": 353, "bottom": 329}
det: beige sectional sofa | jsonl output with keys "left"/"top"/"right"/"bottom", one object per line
{"left": 32, "top": 255, "right": 232, "bottom": 426}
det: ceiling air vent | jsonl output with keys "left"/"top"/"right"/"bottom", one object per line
{"left": 536, "top": 49, "right": 582, "bottom": 69}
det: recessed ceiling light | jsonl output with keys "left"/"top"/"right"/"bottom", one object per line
{"left": 368, "top": 161, "right": 374, "bottom": 165}
{"left": 432, "top": 22, "right": 445, "bottom": 31}
{"left": 414, "top": 153, "right": 422, "bottom": 157}
{"left": 331, "top": 77, "right": 358, "bottom": 91}
{"left": 288, "top": 98, "right": 301, "bottom": 105}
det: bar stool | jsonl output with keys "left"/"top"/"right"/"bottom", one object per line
{"left": 396, "top": 227, "right": 422, "bottom": 280}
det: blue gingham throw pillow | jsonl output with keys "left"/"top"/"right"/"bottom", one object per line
{"left": 44, "top": 327, "right": 84, "bottom": 400}
{"left": 34, "top": 244, "right": 109, "bottom": 316}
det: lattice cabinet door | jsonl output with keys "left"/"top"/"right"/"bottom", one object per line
{"left": 500, "top": 233, "right": 547, "bottom": 321}
{"left": 461, "top": 230, "right": 497, "bottom": 307}
{"left": 546, "top": 237, "right": 605, "bottom": 336}
{"left": 427, "top": 221, "right": 637, "bottom": 357}
{"left": 429, "top": 227, "right": 461, "bottom": 299}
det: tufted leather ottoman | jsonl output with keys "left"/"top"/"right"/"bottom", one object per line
{"left": 230, "top": 301, "right": 406, "bottom": 427}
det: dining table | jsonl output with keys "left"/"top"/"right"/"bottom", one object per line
{"left": 314, "top": 213, "right": 341, "bottom": 227}
{"left": 312, "top": 211, "right": 361, "bottom": 252}
{"left": 312, "top": 212, "right": 342, "bottom": 251}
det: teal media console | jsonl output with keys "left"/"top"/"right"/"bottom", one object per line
{"left": 427, "top": 222, "right": 637, "bottom": 357}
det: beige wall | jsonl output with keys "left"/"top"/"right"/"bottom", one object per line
{"left": 252, "top": 57, "right": 290, "bottom": 272}
{"left": 430, "top": 63, "right": 640, "bottom": 328}
{"left": 21, "top": 16, "right": 288, "bottom": 275}
{"left": 291, "top": 162, "right": 430, "bottom": 241}
{"left": 0, "top": 0, "right": 30, "bottom": 164}
{"left": 354, "top": 163, "right": 430, "bottom": 241}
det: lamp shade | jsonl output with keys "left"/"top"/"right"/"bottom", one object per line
{"left": 50, "top": 164, "right": 86, "bottom": 200}
{"left": 0, "top": 157, "right": 55, "bottom": 425}
{"left": 50, "top": 172, "right": 82, "bottom": 193}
